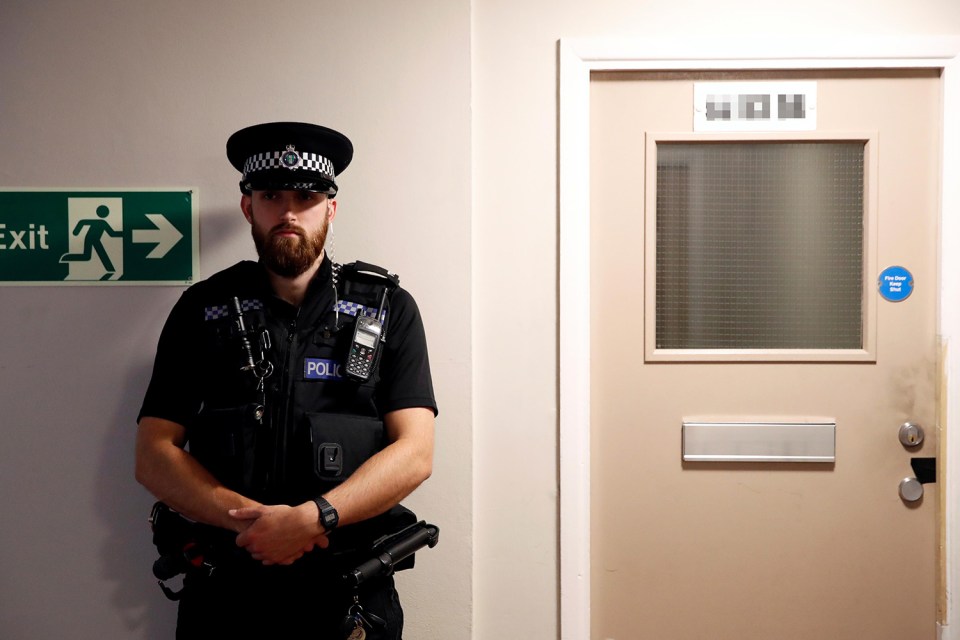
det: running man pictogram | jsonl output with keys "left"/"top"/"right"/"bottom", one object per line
{"left": 60, "top": 204, "right": 123, "bottom": 277}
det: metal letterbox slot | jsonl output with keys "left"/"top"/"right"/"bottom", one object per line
{"left": 682, "top": 421, "right": 836, "bottom": 463}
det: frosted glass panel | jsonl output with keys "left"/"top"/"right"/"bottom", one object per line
{"left": 656, "top": 142, "right": 864, "bottom": 350}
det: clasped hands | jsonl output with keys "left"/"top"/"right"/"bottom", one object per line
{"left": 229, "top": 502, "right": 329, "bottom": 566}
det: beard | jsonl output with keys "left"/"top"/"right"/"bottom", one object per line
{"left": 252, "top": 218, "right": 328, "bottom": 278}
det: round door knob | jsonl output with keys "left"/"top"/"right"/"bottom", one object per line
{"left": 898, "top": 422, "right": 924, "bottom": 447}
{"left": 899, "top": 477, "right": 924, "bottom": 502}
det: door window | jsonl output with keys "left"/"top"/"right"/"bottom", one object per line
{"left": 645, "top": 134, "right": 877, "bottom": 361}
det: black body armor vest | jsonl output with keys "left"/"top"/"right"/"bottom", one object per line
{"left": 187, "top": 261, "right": 399, "bottom": 507}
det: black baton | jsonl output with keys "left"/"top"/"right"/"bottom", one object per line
{"left": 344, "top": 521, "right": 439, "bottom": 587}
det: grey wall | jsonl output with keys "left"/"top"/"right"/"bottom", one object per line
{"left": 0, "top": 1, "right": 471, "bottom": 638}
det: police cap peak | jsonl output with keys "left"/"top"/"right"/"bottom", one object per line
{"left": 226, "top": 122, "right": 353, "bottom": 196}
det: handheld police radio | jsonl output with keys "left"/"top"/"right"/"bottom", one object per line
{"left": 344, "top": 288, "right": 389, "bottom": 382}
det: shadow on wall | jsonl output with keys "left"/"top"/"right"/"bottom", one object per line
{"left": 94, "top": 356, "right": 177, "bottom": 638}
{"left": 91, "top": 205, "right": 255, "bottom": 638}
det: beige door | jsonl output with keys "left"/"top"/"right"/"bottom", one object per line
{"left": 590, "top": 70, "right": 941, "bottom": 640}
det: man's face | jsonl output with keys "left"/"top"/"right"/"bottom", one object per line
{"left": 242, "top": 190, "right": 337, "bottom": 278}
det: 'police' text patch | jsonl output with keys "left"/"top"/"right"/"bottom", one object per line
{"left": 304, "top": 358, "right": 344, "bottom": 381}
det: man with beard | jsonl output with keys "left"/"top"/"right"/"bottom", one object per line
{"left": 135, "top": 122, "right": 437, "bottom": 639}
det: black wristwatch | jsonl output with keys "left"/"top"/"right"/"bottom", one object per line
{"left": 312, "top": 496, "right": 339, "bottom": 532}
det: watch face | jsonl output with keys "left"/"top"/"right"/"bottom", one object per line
{"left": 316, "top": 498, "right": 338, "bottom": 530}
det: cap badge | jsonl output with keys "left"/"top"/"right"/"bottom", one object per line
{"left": 281, "top": 144, "right": 302, "bottom": 170}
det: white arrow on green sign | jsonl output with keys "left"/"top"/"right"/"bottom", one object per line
{"left": 0, "top": 190, "right": 198, "bottom": 285}
{"left": 133, "top": 213, "right": 184, "bottom": 259}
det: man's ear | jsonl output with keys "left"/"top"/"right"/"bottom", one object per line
{"left": 240, "top": 194, "right": 254, "bottom": 224}
{"left": 327, "top": 199, "right": 338, "bottom": 223}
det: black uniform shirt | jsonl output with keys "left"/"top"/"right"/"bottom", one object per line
{"left": 138, "top": 257, "right": 437, "bottom": 502}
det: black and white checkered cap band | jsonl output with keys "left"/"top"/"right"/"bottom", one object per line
{"left": 243, "top": 150, "right": 335, "bottom": 179}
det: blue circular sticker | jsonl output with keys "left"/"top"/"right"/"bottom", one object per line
{"left": 878, "top": 266, "right": 914, "bottom": 302}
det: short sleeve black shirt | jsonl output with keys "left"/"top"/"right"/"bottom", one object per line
{"left": 139, "top": 258, "right": 437, "bottom": 431}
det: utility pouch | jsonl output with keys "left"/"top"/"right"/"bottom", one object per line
{"left": 306, "top": 412, "right": 384, "bottom": 486}
{"left": 149, "top": 502, "right": 237, "bottom": 600}
{"left": 188, "top": 403, "right": 264, "bottom": 492}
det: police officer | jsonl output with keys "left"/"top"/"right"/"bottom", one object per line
{"left": 135, "top": 122, "right": 437, "bottom": 639}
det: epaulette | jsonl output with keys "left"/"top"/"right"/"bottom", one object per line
{"left": 335, "top": 261, "right": 400, "bottom": 288}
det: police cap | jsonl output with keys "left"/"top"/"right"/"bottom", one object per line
{"left": 226, "top": 122, "right": 353, "bottom": 196}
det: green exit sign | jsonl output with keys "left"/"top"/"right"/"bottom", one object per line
{"left": 0, "top": 190, "right": 198, "bottom": 285}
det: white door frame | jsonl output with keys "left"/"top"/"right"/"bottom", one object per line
{"left": 559, "top": 35, "right": 960, "bottom": 640}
